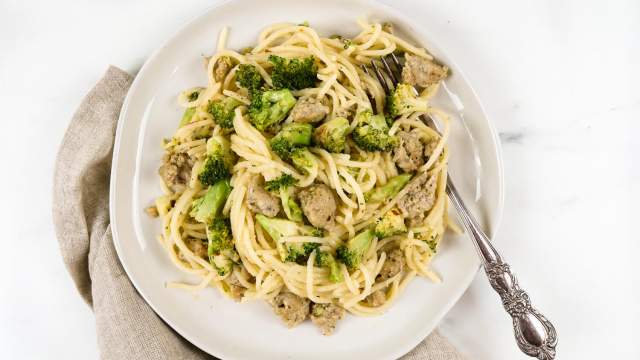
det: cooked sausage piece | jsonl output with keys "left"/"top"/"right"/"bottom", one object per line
{"left": 397, "top": 171, "right": 437, "bottom": 226}
{"left": 247, "top": 176, "right": 281, "bottom": 217}
{"left": 424, "top": 136, "right": 438, "bottom": 159}
{"left": 290, "top": 97, "right": 329, "bottom": 123}
{"left": 159, "top": 151, "right": 194, "bottom": 193}
{"left": 226, "top": 271, "right": 246, "bottom": 301}
{"left": 271, "top": 291, "right": 310, "bottom": 328}
{"left": 393, "top": 130, "right": 425, "bottom": 172}
{"left": 401, "top": 54, "right": 449, "bottom": 88}
{"left": 310, "top": 303, "right": 345, "bottom": 335}
{"left": 298, "top": 184, "right": 337, "bottom": 229}
{"left": 365, "top": 289, "right": 386, "bottom": 307}
{"left": 377, "top": 248, "right": 405, "bottom": 281}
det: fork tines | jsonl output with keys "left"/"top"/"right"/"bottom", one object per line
{"left": 362, "top": 55, "right": 403, "bottom": 95}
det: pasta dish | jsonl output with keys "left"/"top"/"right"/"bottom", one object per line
{"left": 146, "top": 19, "right": 459, "bottom": 335}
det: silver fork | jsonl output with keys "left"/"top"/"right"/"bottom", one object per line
{"left": 364, "top": 56, "right": 558, "bottom": 360}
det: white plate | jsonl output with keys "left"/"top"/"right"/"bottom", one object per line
{"left": 110, "top": 0, "right": 504, "bottom": 359}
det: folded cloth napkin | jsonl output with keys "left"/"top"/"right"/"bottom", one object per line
{"left": 52, "top": 66, "right": 467, "bottom": 360}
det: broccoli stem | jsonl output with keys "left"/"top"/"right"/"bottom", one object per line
{"left": 179, "top": 107, "right": 196, "bottom": 127}
{"left": 190, "top": 179, "right": 232, "bottom": 223}
{"left": 336, "top": 229, "right": 376, "bottom": 270}
{"left": 280, "top": 188, "right": 303, "bottom": 222}
{"left": 366, "top": 173, "right": 412, "bottom": 203}
{"left": 316, "top": 251, "right": 343, "bottom": 283}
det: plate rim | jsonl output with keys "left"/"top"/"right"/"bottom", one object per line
{"left": 110, "top": 0, "right": 505, "bottom": 358}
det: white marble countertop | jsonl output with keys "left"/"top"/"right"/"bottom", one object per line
{"left": 1, "top": 0, "right": 638, "bottom": 358}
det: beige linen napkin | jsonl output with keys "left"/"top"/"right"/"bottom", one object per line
{"left": 53, "top": 66, "right": 466, "bottom": 360}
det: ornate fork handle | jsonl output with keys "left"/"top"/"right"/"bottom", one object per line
{"left": 366, "top": 55, "right": 557, "bottom": 358}
{"left": 446, "top": 178, "right": 558, "bottom": 359}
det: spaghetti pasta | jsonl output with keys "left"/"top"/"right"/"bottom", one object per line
{"left": 150, "top": 20, "right": 456, "bottom": 335}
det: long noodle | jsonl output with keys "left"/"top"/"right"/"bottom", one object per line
{"left": 152, "top": 20, "right": 456, "bottom": 330}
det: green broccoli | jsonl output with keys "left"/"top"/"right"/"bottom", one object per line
{"left": 198, "top": 135, "right": 237, "bottom": 186}
{"left": 315, "top": 251, "right": 343, "bottom": 283}
{"left": 207, "top": 97, "right": 242, "bottom": 129}
{"left": 290, "top": 148, "right": 316, "bottom": 174}
{"left": 386, "top": 83, "right": 429, "bottom": 119}
{"left": 336, "top": 229, "right": 376, "bottom": 270}
{"left": 236, "top": 64, "right": 263, "bottom": 93}
{"left": 366, "top": 173, "right": 412, "bottom": 203}
{"left": 270, "top": 123, "right": 313, "bottom": 159}
{"left": 285, "top": 242, "right": 321, "bottom": 263}
{"left": 264, "top": 173, "right": 298, "bottom": 191}
{"left": 374, "top": 208, "right": 407, "bottom": 238}
{"left": 179, "top": 107, "right": 196, "bottom": 127}
{"left": 189, "top": 182, "right": 236, "bottom": 276}
{"left": 255, "top": 214, "right": 322, "bottom": 263}
{"left": 268, "top": 55, "right": 318, "bottom": 90}
{"left": 210, "top": 248, "right": 239, "bottom": 276}
{"left": 187, "top": 90, "right": 200, "bottom": 102}
{"left": 199, "top": 157, "right": 228, "bottom": 186}
{"left": 207, "top": 219, "right": 238, "bottom": 276}
{"left": 206, "top": 218, "right": 233, "bottom": 254}
{"left": 426, "top": 237, "right": 438, "bottom": 253}
{"left": 189, "top": 179, "right": 231, "bottom": 223}
{"left": 313, "top": 117, "right": 350, "bottom": 153}
{"left": 265, "top": 174, "right": 303, "bottom": 222}
{"left": 248, "top": 89, "right": 296, "bottom": 131}
{"left": 281, "top": 191, "right": 304, "bottom": 222}
{"left": 352, "top": 110, "right": 398, "bottom": 152}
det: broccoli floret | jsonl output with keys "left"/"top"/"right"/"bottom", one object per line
{"left": 282, "top": 194, "right": 304, "bottom": 222}
{"left": 386, "top": 83, "right": 429, "bottom": 119}
{"left": 236, "top": 64, "right": 263, "bottom": 93}
{"left": 198, "top": 136, "right": 236, "bottom": 186}
{"left": 426, "top": 237, "right": 438, "bottom": 253}
{"left": 255, "top": 214, "right": 322, "bottom": 263}
{"left": 207, "top": 218, "right": 233, "bottom": 254}
{"left": 352, "top": 110, "right": 398, "bottom": 152}
{"left": 366, "top": 173, "right": 412, "bottom": 203}
{"left": 248, "top": 89, "right": 296, "bottom": 131}
{"left": 265, "top": 174, "right": 303, "bottom": 222}
{"left": 270, "top": 123, "right": 313, "bottom": 159}
{"left": 189, "top": 179, "right": 232, "bottom": 223}
{"left": 285, "top": 242, "right": 321, "bottom": 263}
{"left": 268, "top": 55, "right": 318, "bottom": 90}
{"left": 210, "top": 248, "right": 239, "bottom": 276}
{"left": 374, "top": 208, "right": 407, "bottom": 238}
{"left": 268, "top": 189, "right": 303, "bottom": 223}
{"left": 198, "top": 157, "right": 228, "bottom": 186}
{"left": 187, "top": 90, "right": 200, "bottom": 102}
{"left": 315, "top": 251, "right": 343, "bottom": 283}
{"left": 264, "top": 174, "right": 298, "bottom": 191}
{"left": 290, "top": 148, "right": 316, "bottom": 174}
{"left": 313, "top": 117, "right": 350, "bottom": 153}
{"left": 335, "top": 229, "right": 376, "bottom": 270}
{"left": 190, "top": 182, "right": 234, "bottom": 276}
{"left": 179, "top": 107, "right": 196, "bottom": 127}
{"left": 207, "top": 97, "right": 242, "bottom": 129}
